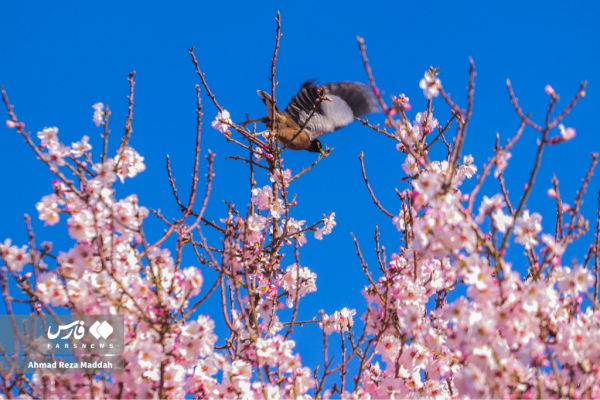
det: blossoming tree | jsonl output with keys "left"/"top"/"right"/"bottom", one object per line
{"left": 1, "top": 13, "right": 599, "bottom": 399}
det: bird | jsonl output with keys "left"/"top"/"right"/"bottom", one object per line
{"left": 242, "top": 81, "right": 379, "bottom": 154}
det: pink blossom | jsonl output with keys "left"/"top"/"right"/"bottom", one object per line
{"left": 414, "top": 111, "right": 439, "bottom": 135}
{"left": 413, "top": 171, "right": 442, "bottom": 200}
{"left": 67, "top": 209, "right": 96, "bottom": 241}
{"left": 92, "top": 102, "right": 104, "bottom": 127}
{"left": 392, "top": 209, "right": 411, "bottom": 231}
{"left": 92, "top": 158, "right": 117, "bottom": 184}
{"left": 269, "top": 168, "right": 292, "bottom": 187}
{"left": 35, "top": 194, "right": 63, "bottom": 226}
{"left": 419, "top": 71, "right": 441, "bottom": 99}
{"left": 402, "top": 154, "right": 420, "bottom": 175}
{"left": 320, "top": 308, "right": 356, "bottom": 335}
{"left": 494, "top": 151, "right": 512, "bottom": 178}
{"left": 36, "top": 272, "right": 68, "bottom": 306}
{"left": 269, "top": 198, "right": 285, "bottom": 218}
{"left": 459, "top": 154, "right": 477, "bottom": 178}
{"left": 545, "top": 84, "right": 556, "bottom": 97}
{"left": 397, "top": 120, "right": 422, "bottom": 146}
{"left": 251, "top": 185, "right": 272, "bottom": 210}
{"left": 475, "top": 194, "right": 506, "bottom": 223}
{"left": 541, "top": 233, "right": 564, "bottom": 257}
{"left": 46, "top": 141, "right": 70, "bottom": 166}
{"left": 514, "top": 210, "right": 542, "bottom": 249}
{"left": 463, "top": 257, "right": 494, "bottom": 291}
{"left": 71, "top": 135, "right": 92, "bottom": 157}
{"left": 253, "top": 146, "right": 265, "bottom": 162}
{"left": 314, "top": 212, "right": 336, "bottom": 240}
{"left": 211, "top": 110, "right": 232, "bottom": 133}
{"left": 557, "top": 265, "right": 594, "bottom": 296}
{"left": 0, "top": 239, "right": 31, "bottom": 272}
{"left": 285, "top": 217, "right": 306, "bottom": 245}
{"left": 492, "top": 209, "right": 513, "bottom": 233}
{"left": 320, "top": 313, "right": 339, "bottom": 335}
{"left": 37, "top": 126, "right": 59, "bottom": 145}
{"left": 375, "top": 335, "right": 402, "bottom": 362}
{"left": 127, "top": 337, "right": 165, "bottom": 369}
{"left": 558, "top": 124, "right": 576, "bottom": 141}
{"left": 281, "top": 264, "right": 317, "bottom": 307}
{"left": 115, "top": 146, "right": 146, "bottom": 183}
{"left": 247, "top": 214, "right": 266, "bottom": 232}
{"left": 179, "top": 266, "right": 203, "bottom": 297}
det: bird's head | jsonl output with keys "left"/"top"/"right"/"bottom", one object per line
{"left": 307, "top": 140, "right": 325, "bottom": 154}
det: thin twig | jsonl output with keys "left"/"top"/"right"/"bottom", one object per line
{"left": 506, "top": 79, "right": 543, "bottom": 133}
{"left": 468, "top": 120, "right": 525, "bottom": 214}
{"left": 101, "top": 104, "right": 111, "bottom": 163}
{"left": 225, "top": 155, "right": 270, "bottom": 170}
{"left": 448, "top": 58, "right": 475, "bottom": 179}
{"left": 269, "top": 11, "right": 282, "bottom": 148}
{"left": 594, "top": 191, "right": 600, "bottom": 311}
{"left": 184, "top": 151, "right": 215, "bottom": 234}
{"left": 356, "top": 36, "right": 396, "bottom": 130}
{"left": 289, "top": 147, "right": 334, "bottom": 183}
{"left": 552, "top": 175, "right": 564, "bottom": 241}
{"left": 358, "top": 152, "right": 395, "bottom": 218}
{"left": 114, "top": 71, "right": 136, "bottom": 172}
{"left": 185, "top": 85, "right": 204, "bottom": 214}
{"left": 2, "top": 86, "right": 81, "bottom": 197}
{"left": 498, "top": 173, "right": 514, "bottom": 215}
{"left": 549, "top": 81, "right": 588, "bottom": 129}
{"left": 355, "top": 117, "right": 397, "bottom": 141}
{"left": 424, "top": 112, "right": 458, "bottom": 151}
{"left": 500, "top": 85, "right": 557, "bottom": 251}
{"left": 166, "top": 155, "right": 186, "bottom": 211}
{"left": 189, "top": 47, "right": 223, "bottom": 113}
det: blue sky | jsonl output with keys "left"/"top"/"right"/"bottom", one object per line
{"left": 1, "top": 0, "right": 599, "bottom": 385}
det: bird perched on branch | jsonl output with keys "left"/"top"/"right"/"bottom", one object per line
{"left": 242, "top": 81, "right": 379, "bottom": 154}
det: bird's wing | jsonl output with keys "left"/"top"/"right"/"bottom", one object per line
{"left": 284, "top": 81, "right": 379, "bottom": 141}
{"left": 257, "top": 90, "right": 284, "bottom": 120}
{"left": 325, "top": 82, "right": 380, "bottom": 118}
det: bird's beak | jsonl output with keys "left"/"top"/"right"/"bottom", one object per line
{"left": 317, "top": 142, "right": 325, "bottom": 154}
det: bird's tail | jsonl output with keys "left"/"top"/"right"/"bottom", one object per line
{"left": 257, "top": 90, "right": 283, "bottom": 120}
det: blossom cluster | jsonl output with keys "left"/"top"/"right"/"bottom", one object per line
{"left": 349, "top": 74, "right": 597, "bottom": 399}
{"left": 0, "top": 47, "right": 596, "bottom": 400}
